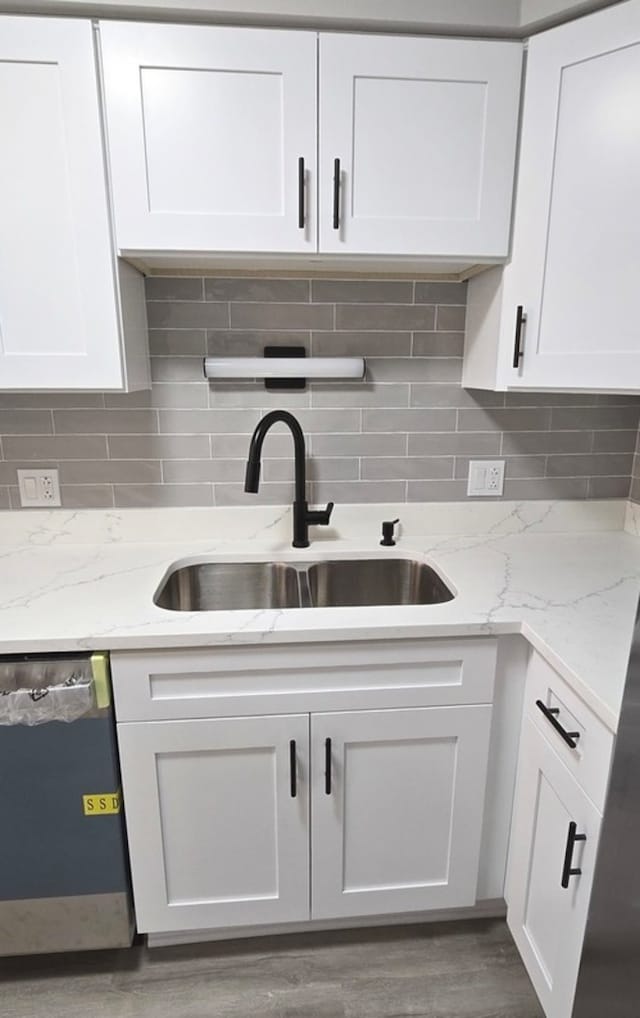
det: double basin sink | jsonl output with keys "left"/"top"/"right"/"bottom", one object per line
{"left": 154, "top": 558, "right": 454, "bottom": 612}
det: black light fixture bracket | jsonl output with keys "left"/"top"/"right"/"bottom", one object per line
{"left": 264, "top": 346, "right": 307, "bottom": 391}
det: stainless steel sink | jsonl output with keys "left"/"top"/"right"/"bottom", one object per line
{"left": 306, "top": 559, "right": 454, "bottom": 607}
{"left": 154, "top": 561, "right": 301, "bottom": 612}
{"left": 154, "top": 558, "right": 454, "bottom": 611}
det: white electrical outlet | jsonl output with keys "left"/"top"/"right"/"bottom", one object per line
{"left": 467, "top": 460, "right": 505, "bottom": 497}
{"left": 17, "top": 469, "right": 61, "bottom": 508}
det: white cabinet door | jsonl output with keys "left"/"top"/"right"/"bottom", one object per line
{"left": 499, "top": 0, "right": 640, "bottom": 390}
{"left": 100, "top": 23, "right": 317, "bottom": 254}
{"left": 310, "top": 705, "right": 493, "bottom": 920}
{"left": 117, "top": 715, "right": 310, "bottom": 933}
{"left": 319, "top": 34, "right": 522, "bottom": 257}
{"left": 0, "top": 17, "right": 145, "bottom": 391}
{"left": 507, "top": 719, "right": 602, "bottom": 1018}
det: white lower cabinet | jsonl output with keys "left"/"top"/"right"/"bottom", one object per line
{"left": 112, "top": 640, "right": 497, "bottom": 938}
{"left": 117, "top": 703, "right": 494, "bottom": 935}
{"left": 117, "top": 715, "right": 310, "bottom": 933}
{"left": 507, "top": 718, "right": 603, "bottom": 1018}
{"left": 311, "top": 706, "right": 493, "bottom": 919}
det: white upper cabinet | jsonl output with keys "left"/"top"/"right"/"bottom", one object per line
{"left": 319, "top": 34, "right": 522, "bottom": 258}
{"left": 0, "top": 17, "right": 148, "bottom": 392}
{"left": 464, "top": 0, "right": 640, "bottom": 392}
{"left": 99, "top": 23, "right": 521, "bottom": 262}
{"left": 99, "top": 23, "right": 317, "bottom": 254}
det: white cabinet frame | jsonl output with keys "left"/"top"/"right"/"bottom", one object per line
{"left": 0, "top": 17, "right": 148, "bottom": 392}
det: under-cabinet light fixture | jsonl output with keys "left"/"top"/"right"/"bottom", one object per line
{"left": 203, "top": 347, "right": 366, "bottom": 391}
{"left": 203, "top": 356, "right": 365, "bottom": 380}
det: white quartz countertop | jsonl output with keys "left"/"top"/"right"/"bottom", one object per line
{"left": 1, "top": 500, "right": 639, "bottom": 732}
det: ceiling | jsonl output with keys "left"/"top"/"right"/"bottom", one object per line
{"left": 0, "top": 0, "right": 623, "bottom": 36}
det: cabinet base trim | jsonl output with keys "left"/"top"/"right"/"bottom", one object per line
{"left": 146, "top": 899, "right": 506, "bottom": 948}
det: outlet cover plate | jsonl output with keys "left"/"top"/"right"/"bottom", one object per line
{"left": 467, "top": 460, "right": 505, "bottom": 497}
{"left": 17, "top": 469, "right": 61, "bottom": 508}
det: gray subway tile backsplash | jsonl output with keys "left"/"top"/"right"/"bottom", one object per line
{"left": 361, "top": 457, "right": 454, "bottom": 481}
{"left": 414, "top": 281, "right": 467, "bottom": 304}
{"left": 147, "top": 301, "right": 229, "bottom": 330}
{"left": 2, "top": 435, "right": 109, "bottom": 461}
{"left": 230, "top": 302, "right": 332, "bottom": 331}
{"left": 412, "top": 332, "right": 465, "bottom": 357}
{"left": 1, "top": 274, "right": 639, "bottom": 509}
{"left": 149, "top": 329, "right": 207, "bottom": 356}
{"left": 435, "top": 305, "right": 466, "bottom": 331}
{"left": 0, "top": 410, "right": 53, "bottom": 435}
{"left": 205, "top": 278, "right": 310, "bottom": 302}
{"left": 145, "top": 277, "right": 205, "bottom": 301}
{"left": 335, "top": 303, "right": 436, "bottom": 331}
{"left": 312, "top": 331, "right": 412, "bottom": 357}
{"left": 311, "top": 279, "right": 413, "bottom": 304}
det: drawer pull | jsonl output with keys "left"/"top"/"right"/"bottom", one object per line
{"left": 325, "top": 737, "right": 332, "bottom": 795}
{"left": 297, "top": 157, "right": 305, "bottom": 229}
{"left": 332, "top": 158, "right": 341, "bottom": 230}
{"left": 289, "top": 739, "right": 297, "bottom": 798}
{"left": 536, "top": 699, "right": 580, "bottom": 749}
{"left": 561, "top": 821, "right": 587, "bottom": 888}
{"left": 513, "top": 305, "right": 527, "bottom": 368}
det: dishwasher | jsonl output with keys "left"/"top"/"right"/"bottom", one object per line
{"left": 0, "top": 652, "right": 134, "bottom": 956}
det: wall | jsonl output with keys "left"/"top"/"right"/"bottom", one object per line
{"left": 0, "top": 274, "right": 638, "bottom": 510}
{"left": 632, "top": 429, "right": 640, "bottom": 503}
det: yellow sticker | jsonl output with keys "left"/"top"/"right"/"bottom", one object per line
{"left": 83, "top": 792, "right": 121, "bottom": 816}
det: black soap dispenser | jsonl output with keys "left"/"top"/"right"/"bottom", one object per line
{"left": 380, "top": 518, "right": 399, "bottom": 546}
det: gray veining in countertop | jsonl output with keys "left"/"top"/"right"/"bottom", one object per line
{"left": 1, "top": 500, "right": 639, "bottom": 731}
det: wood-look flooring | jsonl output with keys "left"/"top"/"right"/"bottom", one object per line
{"left": 1, "top": 919, "right": 544, "bottom": 1018}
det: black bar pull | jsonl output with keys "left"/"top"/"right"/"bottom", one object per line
{"left": 324, "top": 737, "right": 332, "bottom": 794}
{"left": 332, "top": 158, "right": 341, "bottom": 230}
{"left": 513, "top": 305, "right": 527, "bottom": 368}
{"left": 289, "top": 739, "right": 297, "bottom": 798}
{"left": 536, "top": 699, "right": 581, "bottom": 750}
{"left": 561, "top": 821, "right": 587, "bottom": 889}
{"left": 297, "top": 157, "right": 305, "bottom": 230}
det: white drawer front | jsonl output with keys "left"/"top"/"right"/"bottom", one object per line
{"left": 112, "top": 639, "right": 497, "bottom": 722}
{"left": 526, "top": 651, "right": 614, "bottom": 812}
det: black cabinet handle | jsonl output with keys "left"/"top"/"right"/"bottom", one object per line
{"left": 513, "top": 305, "right": 527, "bottom": 368}
{"left": 289, "top": 739, "right": 297, "bottom": 798}
{"left": 325, "top": 737, "right": 332, "bottom": 794}
{"left": 332, "top": 158, "right": 341, "bottom": 230}
{"left": 536, "top": 699, "right": 581, "bottom": 749}
{"left": 297, "top": 157, "right": 305, "bottom": 229}
{"left": 561, "top": 821, "right": 587, "bottom": 888}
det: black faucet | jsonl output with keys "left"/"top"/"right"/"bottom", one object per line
{"left": 244, "top": 410, "right": 334, "bottom": 548}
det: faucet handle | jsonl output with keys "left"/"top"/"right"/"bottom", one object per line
{"left": 307, "top": 501, "right": 334, "bottom": 526}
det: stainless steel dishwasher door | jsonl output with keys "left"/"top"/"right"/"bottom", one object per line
{"left": 0, "top": 652, "right": 134, "bottom": 956}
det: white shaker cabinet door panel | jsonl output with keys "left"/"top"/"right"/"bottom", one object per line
{"left": 507, "top": 719, "right": 602, "bottom": 1018}
{"left": 310, "top": 705, "right": 492, "bottom": 920}
{"left": 319, "top": 34, "right": 522, "bottom": 257}
{"left": 0, "top": 18, "right": 136, "bottom": 390}
{"left": 117, "top": 715, "right": 310, "bottom": 933}
{"left": 500, "top": 0, "right": 640, "bottom": 389}
{"left": 99, "top": 23, "right": 317, "bottom": 253}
